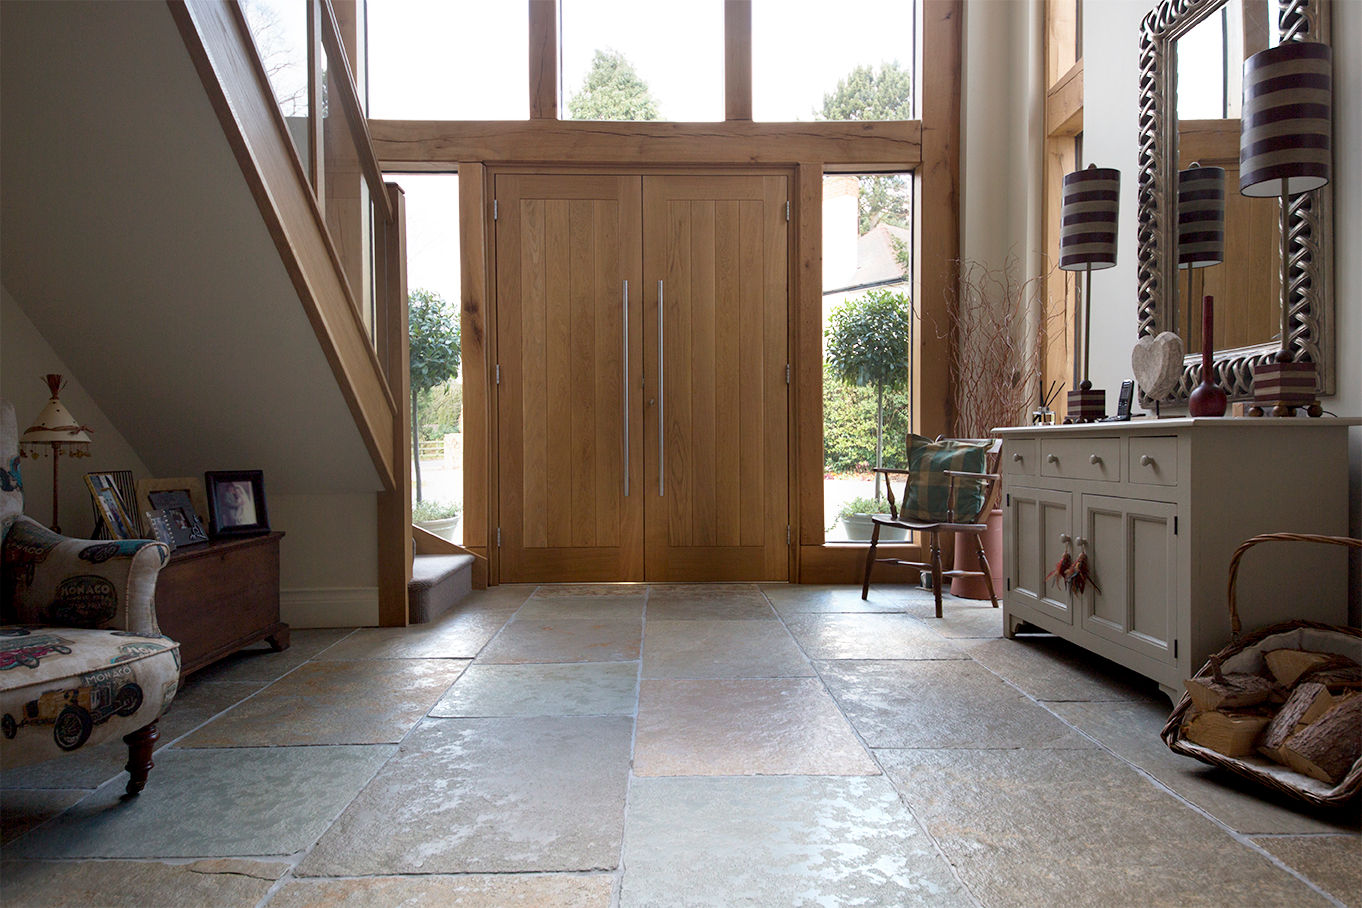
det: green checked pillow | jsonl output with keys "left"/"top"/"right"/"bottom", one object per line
{"left": 900, "top": 435, "right": 991, "bottom": 523}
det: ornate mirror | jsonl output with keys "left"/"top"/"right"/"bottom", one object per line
{"left": 1136, "top": 0, "right": 1333, "bottom": 404}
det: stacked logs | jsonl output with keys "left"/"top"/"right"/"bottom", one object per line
{"left": 1182, "top": 649, "right": 1362, "bottom": 786}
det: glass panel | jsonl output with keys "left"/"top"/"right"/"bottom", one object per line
{"left": 241, "top": 0, "right": 310, "bottom": 164}
{"left": 399, "top": 174, "right": 464, "bottom": 543}
{"left": 822, "top": 173, "right": 914, "bottom": 543}
{"left": 560, "top": 0, "right": 723, "bottom": 120}
{"left": 368, "top": 1, "right": 528, "bottom": 119}
{"left": 321, "top": 41, "right": 375, "bottom": 339}
{"left": 753, "top": 0, "right": 915, "bottom": 122}
{"left": 1176, "top": 1, "right": 1245, "bottom": 120}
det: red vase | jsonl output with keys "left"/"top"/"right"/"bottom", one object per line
{"left": 1188, "top": 295, "right": 1227, "bottom": 417}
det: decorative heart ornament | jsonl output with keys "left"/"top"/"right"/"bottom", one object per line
{"left": 1131, "top": 331, "right": 1185, "bottom": 401}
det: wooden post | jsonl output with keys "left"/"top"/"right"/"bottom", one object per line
{"left": 725, "top": 1, "right": 753, "bottom": 121}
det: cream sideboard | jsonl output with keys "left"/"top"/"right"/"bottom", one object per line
{"left": 995, "top": 418, "right": 1357, "bottom": 701}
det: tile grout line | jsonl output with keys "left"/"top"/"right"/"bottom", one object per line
{"left": 610, "top": 585, "right": 650, "bottom": 908}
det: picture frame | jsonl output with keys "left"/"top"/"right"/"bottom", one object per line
{"left": 205, "top": 470, "right": 269, "bottom": 538}
{"left": 84, "top": 473, "right": 138, "bottom": 540}
{"left": 134, "top": 477, "right": 210, "bottom": 531}
{"left": 143, "top": 509, "right": 177, "bottom": 551}
{"left": 87, "top": 470, "right": 137, "bottom": 538}
{"left": 143, "top": 488, "right": 209, "bottom": 547}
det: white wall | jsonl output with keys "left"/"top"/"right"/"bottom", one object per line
{"left": 1080, "top": 0, "right": 1361, "bottom": 619}
{"left": 2, "top": 287, "right": 151, "bottom": 537}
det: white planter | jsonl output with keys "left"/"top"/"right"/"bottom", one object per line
{"left": 415, "top": 516, "right": 459, "bottom": 543}
{"left": 838, "top": 514, "right": 908, "bottom": 542}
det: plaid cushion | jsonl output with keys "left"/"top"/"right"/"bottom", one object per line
{"left": 900, "top": 435, "right": 991, "bottom": 522}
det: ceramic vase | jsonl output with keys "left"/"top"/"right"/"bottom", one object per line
{"left": 1188, "top": 295, "right": 1228, "bottom": 417}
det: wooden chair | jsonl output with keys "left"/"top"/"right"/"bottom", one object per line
{"left": 860, "top": 437, "right": 1003, "bottom": 618}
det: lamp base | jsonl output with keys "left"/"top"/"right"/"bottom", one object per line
{"left": 1065, "top": 389, "right": 1106, "bottom": 423}
{"left": 1248, "top": 361, "right": 1322, "bottom": 418}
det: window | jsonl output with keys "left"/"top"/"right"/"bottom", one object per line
{"left": 559, "top": 0, "right": 724, "bottom": 121}
{"left": 822, "top": 173, "right": 913, "bottom": 542}
{"left": 367, "top": 1, "right": 529, "bottom": 119}
{"left": 753, "top": 0, "right": 915, "bottom": 122}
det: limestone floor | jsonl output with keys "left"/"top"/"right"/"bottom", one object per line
{"left": 2, "top": 583, "right": 1358, "bottom": 907}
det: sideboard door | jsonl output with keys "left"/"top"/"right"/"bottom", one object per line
{"left": 1006, "top": 486, "right": 1074, "bottom": 625}
{"left": 1078, "top": 494, "right": 1177, "bottom": 665}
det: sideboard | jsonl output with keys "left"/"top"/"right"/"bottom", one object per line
{"left": 154, "top": 532, "right": 289, "bottom": 677}
{"left": 995, "top": 418, "right": 1357, "bottom": 701}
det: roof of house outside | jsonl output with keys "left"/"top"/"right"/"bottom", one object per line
{"left": 823, "top": 223, "right": 911, "bottom": 295}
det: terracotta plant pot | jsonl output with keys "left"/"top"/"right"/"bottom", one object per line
{"left": 949, "top": 508, "right": 1003, "bottom": 600}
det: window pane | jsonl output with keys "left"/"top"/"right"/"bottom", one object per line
{"left": 823, "top": 173, "right": 914, "bottom": 543}
{"left": 398, "top": 173, "right": 464, "bottom": 543}
{"left": 241, "top": 0, "right": 309, "bottom": 163}
{"left": 560, "top": 0, "right": 723, "bottom": 121}
{"left": 753, "top": 0, "right": 915, "bottom": 122}
{"left": 368, "top": 1, "right": 528, "bottom": 119}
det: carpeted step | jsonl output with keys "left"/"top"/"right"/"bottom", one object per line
{"left": 409, "top": 553, "right": 474, "bottom": 624}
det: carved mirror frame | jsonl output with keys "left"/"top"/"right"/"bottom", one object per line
{"left": 1136, "top": 0, "right": 1334, "bottom": 405}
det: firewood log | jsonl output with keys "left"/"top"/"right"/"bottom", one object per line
{"left": 1281, "top": 695, "right": 1362, "bottom": 785}
{"left": 1184, "top": 710, "right": 1272, "bottom": 758}
{"left": 1296, "top": 657, "right": 1362, "bottom": 693}
{"left": 1184, "top": 655, "right": 1277, "bottom": 711}
{"left": 1258, "top": 682, "right": 1334, "bottom": 764}
{"left": 1264, "top": 650, "right": 1340, "bottom": 687}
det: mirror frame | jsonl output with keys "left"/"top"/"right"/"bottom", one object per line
{"left": 1136, "top": 0, "right": 1334, "bottom": 405}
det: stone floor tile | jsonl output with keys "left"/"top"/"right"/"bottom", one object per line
{"left": 316, "top": 608, "right": 512, "bottom": 660}
{"left": 1253, "top": 835, "right": 1362, "bottom": 907}
{"left": 784, "top": 613, "right": 965, "bottom": 661}
{"left": 180, "top": 659, "right": 467, "bottom": 747}
{"left": 619, "top": 776, "right": 970, "bottom": 907}
{"left": 959, "top": 635, "right": 1156, "bottom": 701}
{"left": 0, "top": 858, "right": 286, "bottom": 907}
{"left": 188, "top": 628, "right": 356, "bottom": 683}
{"left": 0, "top": 789, "right": 86, "bottom": 844}
{"left": 6, "top": 745, "right": 394, "bottom": 858}
{"left": 642, "top": 619, "right": 813, "bottom": 679}
{"left": 645, "top": 588, "right": 776, "bottom": 620}
{"left": 633, "top": 679, "right": 878, "bottom": 777}
{"left": 1048, "top": 699, "right": 1361, "bottom": 835}
{"left": 298, "top": 716, "right": 632, "bottom": 875}
{"left": 878, "top": 747, "right": 1335, "bottom": 908}
{"left": 818, "top": 659, "right": 1091, "bottom": 749}
{"left": 531, "top": 583, "right": 649, "bottom": 598}
{"left": 516, "top": 596, "right": 647, "bottom": 621}
{"left": 431, "top": 662, "right": 638, "bottom": 717}
{"left": 478, "top": 617, "right": 642, "bottom": 664}
{"left": 898, "top": 596, "right": 1006, "bottom": 637}
{"left": 268, "top": 873, "right": 615, "bottom": 908}
{"left": 647, "top": 583, "right": 761, "bottom": 599}
{"left": 760, "top": 584, "right": 916, "bottom": 615}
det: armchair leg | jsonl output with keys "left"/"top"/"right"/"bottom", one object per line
{"left": 975, "top": 535, "right": 1000, "bottom": 608}
{"left": 861, "top": 523, "right": 882, "bottom": 600}
{"left": 121, "top": 722, "right": 159, "bottom": 799}
{"left": 930, "top": 530, "right": 944, "bottom": 619}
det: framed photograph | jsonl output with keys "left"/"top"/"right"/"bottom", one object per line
{"left": 156, "top": 502, "right": 208, "bottom": 547}
{"left": 144, "top": 509, "right": 177, "bottom": 551}
{"left": 135, "top": 477, "right": 210, "bottom": 530}
{"left": 84, "top": 473, "right": 138, "bottom": 540}
{"left": 88, "top": 470, "right": 138, "bottom": 537}
{"left": 205, "top": 470, "right": 269, "bottom": 538}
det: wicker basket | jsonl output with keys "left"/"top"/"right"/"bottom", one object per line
{"left": 1161, "top": 533, "right": 1362, "bottom": 806}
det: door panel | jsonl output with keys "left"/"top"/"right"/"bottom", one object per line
{"left": 1078, "top": 493, "right": 1176, "bottom": 664}
{"left": 1006, "top": 486, "right": 1074, "bottom": 625}
{"left": 496, "top": 174, "right": 644, "bottom": 581}
{"left": 643, "top": 175, "right": 789, "bottom": 580}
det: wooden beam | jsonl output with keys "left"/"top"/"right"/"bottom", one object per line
{"left": 1046, "top": 0, "right": 1078, "bottom": 86}
{"left": 1046, "top": 58, "right": 1083, "bottom": 138}
{"left": 371, "top": 119, "right": 922, "bottom": 170}
{"left": 376, "top": 183, "right": 412, "bottom": 626}
{"left": 529, "top": 0, "right": 558, "bottom": 119}
{"left": 725, "top": 0, "right": 752, "bottom": 121}
{"left": 172, "top": 0, "right": 398, "bottom": 488}
{"left": 795, "top": 163, "right": 822, "bottom": 550}
{"left": 459, "top": 164, "right": 492, "bottom": 577}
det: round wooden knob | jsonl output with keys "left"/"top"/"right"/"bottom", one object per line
{"left": 1012, "top": 453, "right": 1023, "bottom": 462}
{"left": 1076, "top": 537, "right": 1088, "bottom": 548}
{"left": 1059, "top": 533, "right": 1072, "bottom": 544}
{"left": 1047, "top": 453, "right": 1059, "bottom": 464}
{"left": 1089, "top": 454, "right": 1102, "bottom": 465}
{"left": 1140, "top": 454, "right": 1153, "bottom": 467}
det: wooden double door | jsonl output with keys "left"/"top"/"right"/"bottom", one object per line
{"left": 495, "top": 173, "right": 789, "bottom": 582}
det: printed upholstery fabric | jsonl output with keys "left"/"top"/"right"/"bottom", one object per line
{"left": 1, "top": 401, "right": 22, "bottom": 535}
{"left": 0, "top": 626, "right": 180, "bottom": 766}
{"left": 899, "top": 435, "right": 992, "bottom": 523}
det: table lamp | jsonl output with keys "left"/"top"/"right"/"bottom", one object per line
{"left": 1177, "top": 163, "right": 1226, "bottom": 343}
{"left": 1059, "top": 164, "right": 1121, "bottom": 422}
{"left": 19, "top": 374, "right": 92, "bottom": 533}
{"left": 1239, "top": 40, "right": 1330, "bottom": 418}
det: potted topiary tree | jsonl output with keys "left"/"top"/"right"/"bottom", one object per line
{"left": 835, "top": 495, "right": 907, "bottom": 542}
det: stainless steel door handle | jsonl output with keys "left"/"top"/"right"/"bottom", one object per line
{"left": 623, "top": 280, "right": 629, "bottom": 498}
{"left": 657, "top": 279, "right": 665, "bottom": 497}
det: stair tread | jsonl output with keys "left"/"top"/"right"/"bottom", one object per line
{"left": 410, "top": 553, "right": 474, "bottom": 588}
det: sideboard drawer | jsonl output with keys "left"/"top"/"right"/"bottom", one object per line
{"left": 1040, "top": 437, "right": 1121, "bottom": 482}
{"left": 1003, "top": 439, "right": 1038, "bottom": 476}
{"left": 1127, "top": 435, "right": 1178, "bottom": 486}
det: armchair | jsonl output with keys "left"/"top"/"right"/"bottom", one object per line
{"left": 1, "top": 400, "right": 180, "bottom": 797}
{"left": 860, "top": 435, "right": 1003, "bottom": 618}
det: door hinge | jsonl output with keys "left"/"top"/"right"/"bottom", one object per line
{"left": 1173, "top": 515, "right": 1178, "bottom": 535}
{"left": 785, "top": 200, "right": 790, "bottom": 221}
{"left": 786, "top": 525, "right": 791, "bottom": 545}
{"left": 495, "top": 364, "right": 501, "bottom": 385}
{"left": 493, "top": 199, "right": 498, "bottom": 220}
{"left": 1006, "top": 577, "right": 1011, "bottom": 591}
{"left": 785, "top": 363, "right": 791, "bottom": 384}
{"left": 1006, "top": 493, "right": 1010, "bottom": 507}
{"left": 497, "top": 527, "right": 502, "bottom": 547}
{"left": 1174, "top": 639, "right": 1178, "bottom": 659}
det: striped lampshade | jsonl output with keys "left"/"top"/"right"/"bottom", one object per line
{"left": 1058, "top": 166, "right": 1120, "bottom": 271}
{"left": 1240, "top": 41, "right": 1331, "bottom": 197}
{"left": 1177, "top": 165, "right": 1225, "bottom": 269}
